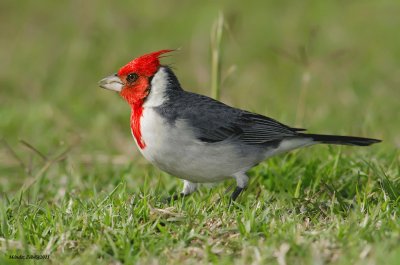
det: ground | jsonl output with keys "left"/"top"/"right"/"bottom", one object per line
{"left": 0, "top": 1, "right": 399, "bottom": 264}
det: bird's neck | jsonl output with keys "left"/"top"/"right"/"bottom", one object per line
{"left": 130, "top": 102, "right": 146, "bottom": 149}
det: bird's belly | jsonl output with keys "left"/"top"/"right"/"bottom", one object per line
{"left": 136, "top": 108, "right": 260, "bottom": 183}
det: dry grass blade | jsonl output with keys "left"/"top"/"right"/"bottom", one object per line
{"left": 0, "top": 237, "right": 36, "bottom": 252}
{"left": 19, "top": 138, "right": 80, "bottom": 193}
{"left": 270, "top": 46, "right": 301, "bottom": 64}
{"left": 19, "top": 139, "right": 48, "bottom": 161}
{"left": 1, "top": 138, "right": 27, "bottom": 170}
{"left": 149, "top": 204, "right": 185, "bottom": 218}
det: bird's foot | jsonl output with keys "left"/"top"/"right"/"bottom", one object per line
{"left": 163, "top": 192, "right": 188, "bottom": 203}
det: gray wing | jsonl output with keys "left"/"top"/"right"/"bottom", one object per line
{"left": 237, "top": 112, "right": 304, "bottom": 144}
{"left": 156, "top": 91, "right": 304, "bottom": 145}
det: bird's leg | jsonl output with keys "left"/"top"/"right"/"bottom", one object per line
{"left": 182, "top": 180, "right": 198, "bottom": 195}
{"left": 166, "top": 180, "right": 197, "bottom": 202}
{"left": 230, "top": 187, "right": 244, "bottom": 201}
{"left": 231, "top": 172, "right": 249, "bottom": 201}
{"left": 215, "top": 184, "right": 234, "bottom": 204}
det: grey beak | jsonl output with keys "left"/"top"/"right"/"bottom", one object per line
{"left": 98, "top": 74, "right": 124, "bottom": 92}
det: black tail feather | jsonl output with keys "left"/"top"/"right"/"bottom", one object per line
{"left": 301, "top": 133, "right": 381, "bottom": 146}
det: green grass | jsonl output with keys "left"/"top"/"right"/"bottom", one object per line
{"left": 1, "top": 148, "right": 399, "bottom": 264}
{"left": 1, "top": 1, "right": 399, "bottom": 264}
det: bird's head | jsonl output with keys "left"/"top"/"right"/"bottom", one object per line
{"left": 99, "top": 49, "right": 175, "bottom": 106}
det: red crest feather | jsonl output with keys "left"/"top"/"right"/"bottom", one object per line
{"left": 118, "top": 49, "right": 174, "bottom": 77}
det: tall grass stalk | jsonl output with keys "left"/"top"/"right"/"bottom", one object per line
{"left": 295, "top": 46, "right": 310, "bottom": 127}
{"left": 210, "top": 12, "right": 224, "bottom": 100}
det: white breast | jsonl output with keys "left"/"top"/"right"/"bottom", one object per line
{"left": 136, "top": 107, "right": 263, "bottom": 183}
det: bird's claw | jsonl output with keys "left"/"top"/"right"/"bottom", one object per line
{"left": 163, "top": 192, "right": 186, "bottom": 203}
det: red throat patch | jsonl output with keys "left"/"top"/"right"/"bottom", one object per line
{"left": 130, "top": 105, "right": 146, "bottom": 149}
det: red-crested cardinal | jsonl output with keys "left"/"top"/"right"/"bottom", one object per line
{"left": 99, "top": 50, "right": 381, "bottom": 201}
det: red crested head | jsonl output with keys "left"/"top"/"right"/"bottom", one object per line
{"left": 98, "top": 49, "right": 175, "bottom": 149}
{"left": 99, "top": 49, "right": 175, "bottom": 106}
{"left": 118, "top": 49, "right": 174, "bottom": 77}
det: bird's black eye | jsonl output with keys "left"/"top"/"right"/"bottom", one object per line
{"left": 127, "top": 73, "right": 138, "bottom": 83}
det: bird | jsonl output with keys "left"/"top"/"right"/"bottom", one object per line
{"left": 99, "top": 49, "right": 381, "bottom": 201}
